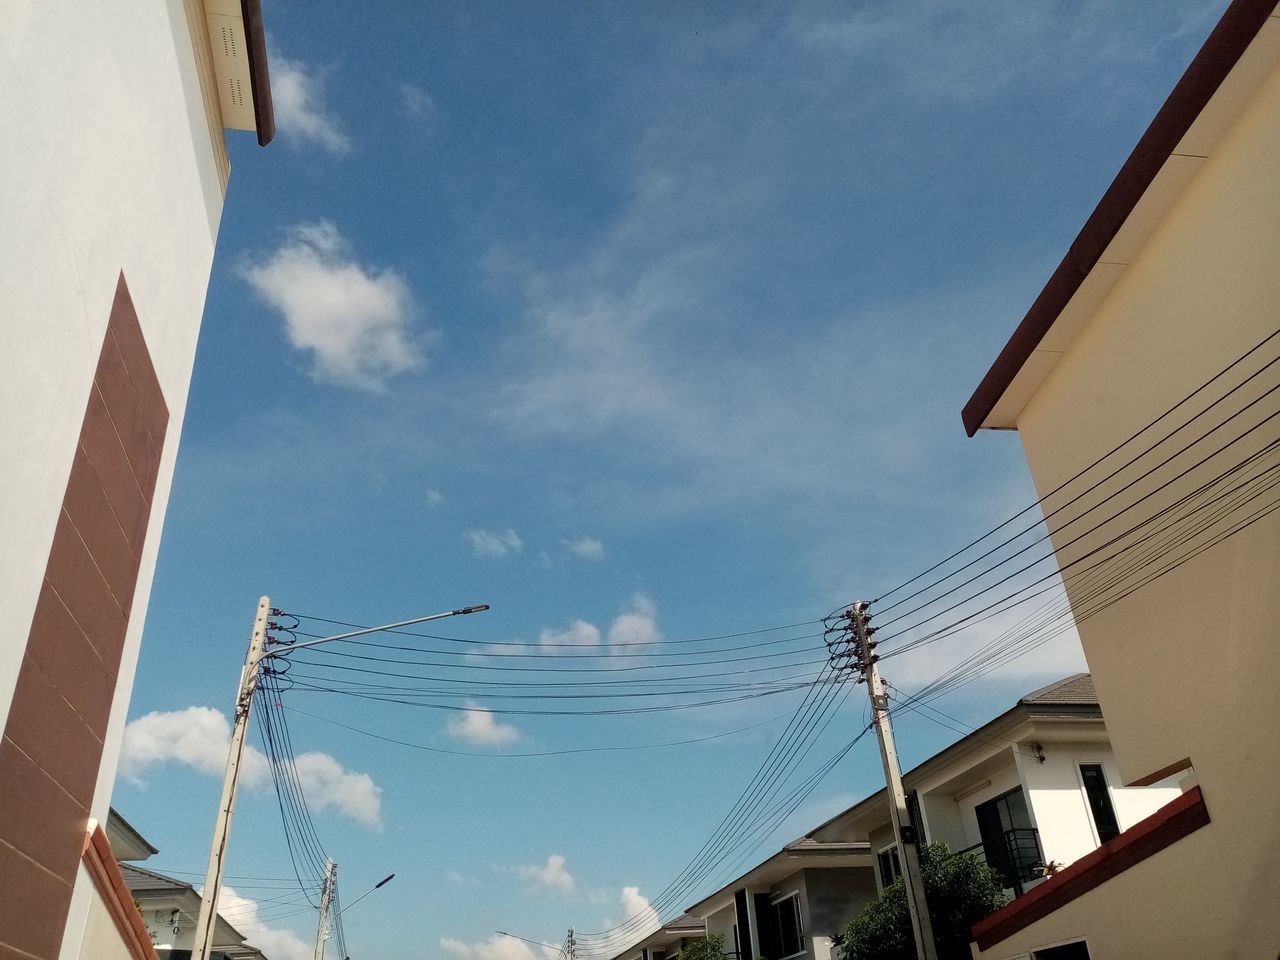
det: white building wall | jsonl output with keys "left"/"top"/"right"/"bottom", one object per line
{"left": 0, "top": 0, "right": 223, "bottom": 732}
{"left": 1, "top": 4, "right": 231, "bottom": 960}
{"left": 1013, "top": 742, "right": 1180, "bottom": 870}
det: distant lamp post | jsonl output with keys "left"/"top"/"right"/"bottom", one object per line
{"left": 337, "top": 873, "right": 396, "bottom": 917}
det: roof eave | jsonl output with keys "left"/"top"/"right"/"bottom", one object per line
{"left": 239, "top": 0, "right": 275, "bottom": 146}
{"left": 961, "top": 0, "right": 1280, "bottom": 437}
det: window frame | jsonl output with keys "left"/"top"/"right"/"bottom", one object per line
{"left": 1075, "top": 761, "right": 1121, "bottom": 847}
{"left": 875, "top": 842, "right": 902, "bottom": 891}
{"left": 767, "top": 889, "right": 805, "bottom": 960}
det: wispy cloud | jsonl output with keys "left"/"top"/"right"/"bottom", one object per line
{"left": 535, "top": 595, "right": 659, "bottom": 655}
{"left": 511, "top": 853, "right": 575, "bottom": 894}
{"left": 242, "top": 221, "right": 423, "bottom": 390}
{"left": 399, "top": 82, "right": 436, "bottom": 118}
{"left": 564, "top": 535, "right": 605, "bottom": 561}
{"left": 464, "top": 527, "right": 523, "bottom": 558}
{"left": 269, "top": 54, "right": 351, "bottom": 154}
{"left": 121, "top": 706, "right": 383, "bottom": 828}
{"left": 447, "top": 702, "right": 521, "bottom": 746}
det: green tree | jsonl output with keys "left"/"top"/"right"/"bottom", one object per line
{"left": 839, "top": 842, "right": 1007, "bottom": 960}
{"left": 678, "top": 933, "right": 727, "bottom": 960}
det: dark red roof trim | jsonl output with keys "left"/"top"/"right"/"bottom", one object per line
{"left": 240, "top": 0, "right": 275, "bottom": 147}
{"left": 961, "top": 0, "right": 1279, "bottom": 437}
{"left": 970, "top": 786, "right": 1210, "bottom": 951}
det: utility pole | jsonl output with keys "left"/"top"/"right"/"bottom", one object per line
{"left": 567, "top": 927, "right": 577, "bottom": 960}
{"left": 830, "top": 602, "right": 938, "bottom": 960}
{"left": 314, "top": 858, "right": 337, "bottom": 960}
{"left": 192, "top": 595, "right": 271, "bottom": 960}
{"left": 192, "top": 599, "right": 490, "bottom": 960}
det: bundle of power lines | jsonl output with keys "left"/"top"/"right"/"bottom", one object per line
{"left": 250, "top": 326, "right": 1278, "bottom": 958}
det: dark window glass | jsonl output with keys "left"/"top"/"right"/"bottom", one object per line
{"left": 1080, "top": 764, "right": 1120, "bottom": 843}
{"left": 975, "top": 787, "right": 1038, "bottom": 889}
{"left": 769, "top": 894, "right": 803, "bottom": 958}
{"left": 1033, "top": 940, "right": 1091, "bottom": 959}
{"left": 877, "top": 846, "right": 902, "bottom": 887}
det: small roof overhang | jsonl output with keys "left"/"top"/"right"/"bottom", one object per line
{"left": 684, "top": 840, "right": 872, "bottom": 918}
{"left": 962, "top": 0, "right": 1280, "bottom": 436}
{"left": 202, "top": 0, "right": 275, "bottom": 146}
{"left": 106, "top": 808, "right": 159, "bottom": 862}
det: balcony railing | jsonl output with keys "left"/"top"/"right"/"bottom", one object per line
{"left": 954, "top": 827, "right": 1044, "bottom": 897}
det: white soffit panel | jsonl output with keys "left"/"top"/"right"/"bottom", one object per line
{"left": 203, "top": 0, "right": 256, "bottom": 131}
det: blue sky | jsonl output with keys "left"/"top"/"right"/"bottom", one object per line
{"left": 114, "top": 3, "right": 1227, "bottom": 958}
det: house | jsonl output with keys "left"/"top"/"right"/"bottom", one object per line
{"left": 105, "top": 809, "right": 272, "bottom": 960}
{"left": 684, "top": 676, "right": 1178, "bottom": 960}
{"left": 123, "top": 865, "right": 263, "bottom": 960}
{"left": 608, "top": 914, "right": 708, "bottom": 960}
{"left": 0, "top": 4, "right": 273, "bottom": 960}
{"left": 960, "top": 1, "right": 1280, "bottom": 956}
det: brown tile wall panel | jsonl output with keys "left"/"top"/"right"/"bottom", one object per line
{"left": 0, "top": 739, "right": 87, "bottom": 884}
{"left": 0, "top": 273, "right": 167, "bottom": 960}
{"left": 0, "top": 841, "right": 73, "bottom": 960}
{"left": 25, "top": 585, "right": 115, "bottom": 740}
{"left": 4, "top": 657, "right": 103, "bottom": 808}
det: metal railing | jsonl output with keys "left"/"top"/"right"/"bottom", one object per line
{"left": 954, "top": 827, "right": 1044, "bottom": 897}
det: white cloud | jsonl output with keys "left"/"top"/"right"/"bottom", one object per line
{"left": 426, "top": 487, "right": 446, "bottom": 508}
{"left": 120, "top": 707, "right": 268, "bottom": 785}
{"left": 292, "top": 752, "right": 383, "bottom": 829}
{"left": 564, "top": 536, "right": 606, "bottom": 561}
{"left": 269, "top": 55, "right": 350, "bottom": 154}
{"left": 441, "top": 934, "right": 561, "bottom": 960}
{"left": 601, "top": 886, "right": 660, "bottom": 949}
{"left": 121, "top": 707, "right": 383, "bottom": 828}
{"left": 399, "top": 82, "right": 435, "bottom": 118}
{"left": 538, "top": 619, "right": 602, "bottom": 647}
{"left": 242, "top": 221, "right": 422, "bottom": 390}
{"left": 464, "top": 528, "right": 524, "bottom": 558}
{"left": 216, "top": 887, "right": 312, "bottom": 960}
{"left": 607, "top": 594, "right": 660, "bottom": 646}
{"left": 448, "top": 702, "right": 521, "bottom": 746}
{"left": 513, "top": 853, "right": 575, "bottom": 894}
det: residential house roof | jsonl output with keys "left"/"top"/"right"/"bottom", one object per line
{"left": 961, "top": 0, "right": 1280, "bottom": 435}
{"left": 106, "top": 808, "right": 159, "bottom": 861}
{"left": 683, "top": 838, "right": 873, "bottom": 918}
{"left": 805, "top": 674, "right": 1102, "bottom": 842}
{"left": 1020, "top": 673, "right": 1095, "bottom": 704}
{"left": 122, "top": 862, "right": 251, "bottom": 948}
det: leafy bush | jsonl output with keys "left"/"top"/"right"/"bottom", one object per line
{"left": 678, "top": 933, "right": 727, "bottom": 960}
{"left": 839, "top": 842, "right": 1007, "bottom": 960}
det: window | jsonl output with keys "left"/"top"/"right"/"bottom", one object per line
{"left": 1032, "top": 940, "right": 1091, "bottom": 959}
{"left": 877, "top": 844, "right": 902, "bottom": 887}
{"left": 974, "top": 787, "right": 1040, "bottom": 890}
{"left": 768, "top": 892, "right": 804, "bottom": 959}
{"left": 1079, "top": 763, "right": 1120, "bottom": 844}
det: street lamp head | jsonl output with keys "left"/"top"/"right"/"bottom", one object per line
{"left": 375, "top": 873, "right": 395, "bottom": 889}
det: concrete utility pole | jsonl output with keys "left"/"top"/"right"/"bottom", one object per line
{"left": 192, "top": 595, "right": 271, "bottom": 960}
{"left": 838, "top": 603, "right": 938, "bottom": 960}
{"left": 192, "top": 598, "right": 490, "bottom": 960}
{"left": 567, "top": 927, "right": 577, "bottom": 960}
{"left": 314, "top": 858, "right": 337, "bottom": 960}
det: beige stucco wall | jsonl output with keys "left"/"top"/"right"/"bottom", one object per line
{"left": 1003, "top": 37, "right": 1280, "bottom": 959}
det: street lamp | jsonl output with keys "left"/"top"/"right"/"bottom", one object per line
{"left": 192, "top": 599, "right": 489, "bottom": 960}
{"left": 337, "top": 873, "right": 396, "bottom": 917}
